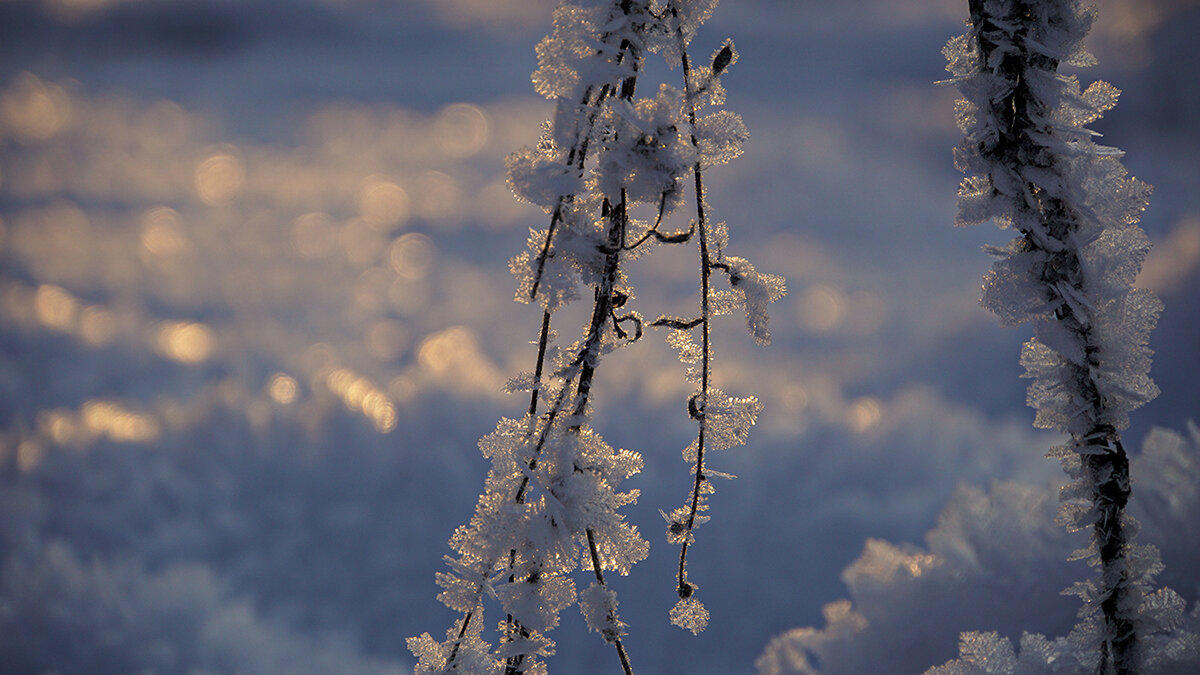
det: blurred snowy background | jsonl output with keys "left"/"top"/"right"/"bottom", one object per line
{"left": 1, "top": 0, "right": 1198, "bottom": 672}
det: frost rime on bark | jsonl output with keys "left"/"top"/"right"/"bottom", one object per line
{"left": 944, "top": 1, "right": 1184, "bottom": 672}
{"left": 410, "top": 1, "right": 779, "bottom": 672}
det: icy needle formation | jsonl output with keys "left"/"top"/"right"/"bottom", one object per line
{"left": 408, "top": 1, "right": 780, "bottom": 673}
{"left": 942, "top": 1, "right": 1194, "bottom": 673}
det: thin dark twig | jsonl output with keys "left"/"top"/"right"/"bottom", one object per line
{"left": 528, "top": 311, "right": 553, "bottom": 414}
{"left": 624, "top": 217, "right": 695, "bottom": 250}
{"left": 444, "top": 610, "right": 474, "bottom": 667}
{"left": 673, "top": 22, "right": 714, "bottom": 600}
{"left": 612, "top": 311, "right": 644, "bottom": 341}
{"left": 529, "top": 205, "right": 566, "bottom": 300}
{"left": 623, "top": 191, "right": 694, "bottom": 250}
{"left": 651, "top": 315, "right": 703, "bottom": 330}
{"left": 587, "top": 529, "right": 635, "bottom": 675}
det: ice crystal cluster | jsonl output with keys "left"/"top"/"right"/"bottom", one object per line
{"left": 941, "top": 1, "right": 1195, "bottom": 672}
{"left": 947, "top": 0, "right": 1160, "bottom": 434}
{"left": 409, "top": 1, "right": 781, "bottom": 672}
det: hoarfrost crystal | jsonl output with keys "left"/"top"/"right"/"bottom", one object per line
{"left": 669, "top": 597, "right": 709, "bottom": 635}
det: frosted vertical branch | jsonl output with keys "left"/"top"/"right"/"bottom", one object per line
{"left": 945, "top": 1, "right": 1167, "bottom": 672}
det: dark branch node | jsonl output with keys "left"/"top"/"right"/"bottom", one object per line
{"left": 650, "top": 315, "right": 703, "bottom": 330}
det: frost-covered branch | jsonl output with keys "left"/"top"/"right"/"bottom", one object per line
{"left": 410, "top": 0, "right": 780, "bottom": 672}
{"left": 942, "top": 1, "right": 1188, "bottom": 672}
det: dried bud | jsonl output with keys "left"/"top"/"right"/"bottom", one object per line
{"left": 712, "top": 42, "right": 734, "bottom": 75}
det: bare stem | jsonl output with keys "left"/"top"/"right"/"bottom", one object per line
{"left": 587, "top": 528, "right": 636, "bottom": 675}
{"left": 528, "top": 310, "right": 553, "bottom": 415}
{"left": 445, "top": 610, "right": 474, "bottom": 668}
{"left": 674, "top": 25, "right": 713, "bottom": 599}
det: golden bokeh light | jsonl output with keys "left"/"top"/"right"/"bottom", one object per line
{"left": 359, "top": 175, "right": 411, "bottom": 231}
{"left": 326, "top": 367, "right": 355, "bottom": 395}
{"left": 34, "top": 284, "right": 79, "bottom": 332}
{"left": 905, "top": 554, "right": 938, "bottom": 578}
{"left": 0, "top": 73, "right": 73, "bottom": 142}
{"left": 417, "top": 326, "right": 505, "bottom": 395}
{"left": 780, "top": 382, "right": 811, "bottom": 412}
{"left": 361, "top": 390, "right": 397, "bottom": 433}
{"left": 41, "top": 409, "right": 78, "bottom": 446}
{"left": 80, "top": 399, "right": 161, "bottom": 443}
{"left": 267, "top": 373, "right": 299, "bottom": 405}
{"left": 427, "top": 0, "right": 556, "bottom": 30}
{"left": 323, "top": 367, "right": 396, "bottom": 433}
{"left": 300, "top": 342, "right": 338, "bottom": 374}
{"left": 345, "top": 376, "right": 372, "bottom": 409}
{"left": 418, "top": 326, "right": 471, "bottom": 374}
{"left": 643, "top": 367, "right": 692, "bottom": 408}
{"left": 848, "top": 540, "right": 940, "bottom": 585}
{"left": 46, "top": 0, "right": 125, "bottom": 14}
{"left": 388, "top": 374, "right": 417, "bottom": 405}
{"left": 389, "top": 232, "right": 436, "bottom": 280}
{"left": 847, "top": 397, "right": 881, "bottom": 434}
{"left": 1104, "top": 0, "right": 1163, "bottom": 41}
{"left": 194, "top": 150, "right": 245, "bottom": 205}
{"left": 156, "top": 321, "right": 215, "bottom": 363}
{"left": 797, "top": 284, "right": 845, "bottom": 333}
{"left": 434, "top": 103, "right": 489, "bottom": 158}
{"left": 140, "top": 206, "right": 191, "bottom": 257}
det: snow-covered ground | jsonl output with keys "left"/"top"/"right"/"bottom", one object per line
{"left": 1, "top": 0, "right": 1197, "bottom": 672}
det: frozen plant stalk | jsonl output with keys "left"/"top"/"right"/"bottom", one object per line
{"left": 643, "top": 0, "right": 783, "bottom": 635}
{"left": 943, "top": 1, "right": 1189, "bottom": 673}
{"left": 409, "top": 1, "right": 779, "bottom": 673}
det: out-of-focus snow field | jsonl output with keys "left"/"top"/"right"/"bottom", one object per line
{"left": 1, "top": 0, "right": 1197, "bottom": 672}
